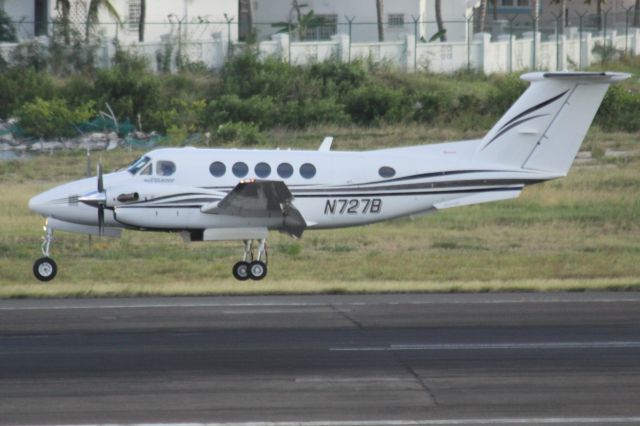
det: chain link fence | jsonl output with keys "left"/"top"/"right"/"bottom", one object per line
{"left": 1, "top": 9, "right": 639, "bottom": 74}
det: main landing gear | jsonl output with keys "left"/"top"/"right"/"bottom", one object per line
{"left": 33, "top": 224, "right": 57, "bottom": 282}
{"left": 232, "top": 239, "right": 268, "bottom": 281}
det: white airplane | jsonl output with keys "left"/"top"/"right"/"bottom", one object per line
{"left": 29, "top": 71, "right": 628, "bottom": 282}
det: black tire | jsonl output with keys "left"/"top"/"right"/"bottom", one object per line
{"left": 33, "top": 257, "right": 57, "bottom": 282}
{"left": 249, "top": 261, "right": 267, "bottom": 281}
{"left": 232, "top": 261, "right": 250, "bottom": 281}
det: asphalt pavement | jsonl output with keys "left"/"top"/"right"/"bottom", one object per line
{"left": 1, "top": 292, "right": 640, "bottom": 425}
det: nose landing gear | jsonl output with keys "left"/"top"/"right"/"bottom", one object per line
{"left": 232, "top": 238, "right": 268, "bottom": 281}
{"left": 33, "top": 224, "right": 57, "bottom": 282}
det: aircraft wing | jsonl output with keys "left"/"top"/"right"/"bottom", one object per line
{"left": 201, "top": 180, "right": 306, "bottom": 237}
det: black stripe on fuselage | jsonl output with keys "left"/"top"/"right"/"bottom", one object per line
{"left": 293, "top": 186, "right": 523, "bottom": 198}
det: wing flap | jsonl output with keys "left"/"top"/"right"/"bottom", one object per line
{"left": 203, "top": 180, "right": 307, "bottom": 237}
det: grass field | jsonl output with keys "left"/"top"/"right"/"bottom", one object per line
{"left": 1, "top": 125, "right": 639, "bottom": 297}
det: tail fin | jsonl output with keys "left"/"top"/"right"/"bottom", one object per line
{"left": 475, "top": 72, "right": 629, "bottom": 174}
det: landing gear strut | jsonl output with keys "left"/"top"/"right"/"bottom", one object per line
{"left": 33, "top": 224, "right": 57, "bottom": 282}
{"left": 232, "top": 239, "right": 268, "bottom": 281}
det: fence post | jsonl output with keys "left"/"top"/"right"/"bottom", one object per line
{"left": 625, "top": 6, "right": 633, "bottom": 54}
{"left": 581, "top": 31, "right": 592, "bottom": 69}
{"left": 331, "top": 33, "right": 349, "bottom": 63}
{"left": 345, "top": 15, "right": 354, "bottom": 63}
{"left": 633, "top": 28, "right": 640, "bottom": 55}
{"left": 531, "top": 13, "right": 539, "bottom": 70}
{"left": 412, "top": 15, "right": 419, "bottom": 72}
{"left": 273, "top": 33, "right": 290, "bottom": 63}
{"left": 225, "top": 15, "right": 234, "bottom": 60}
{"left": 474, "top": 32, "right": 491, "bottom": 74}
{"left": 405, "top": 33, "right": 416, "bottom": 73}
{"left": 466, "top": 15, "right": 473, "bottom": 71}
{"left": 577, "top": 12, "right": 586, "bottom": 69}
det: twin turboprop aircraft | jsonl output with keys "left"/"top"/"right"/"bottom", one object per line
{"left": 28, "top": 71, "right": 628, "bottom": 281}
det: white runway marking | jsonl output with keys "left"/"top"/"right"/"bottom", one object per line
{"left": 55, "top": 417, "right": 640, "bottom": 425}
{"left": 330, "top": 341, "right": 640, "bottom": 351}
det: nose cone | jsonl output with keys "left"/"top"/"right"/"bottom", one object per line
{"left": 29, "top": 190, "right": 59, "bottom": 217}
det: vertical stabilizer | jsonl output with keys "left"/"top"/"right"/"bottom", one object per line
{"left": 474, "top": 72, "right": 629, "bottom": 174}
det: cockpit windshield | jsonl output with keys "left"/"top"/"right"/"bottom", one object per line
{"left": 127, "top": 156, "right": 151, "bottom": 175}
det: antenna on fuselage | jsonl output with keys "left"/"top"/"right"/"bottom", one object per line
{"left": 318, "top": 136, "right": 333, "bottom": 152}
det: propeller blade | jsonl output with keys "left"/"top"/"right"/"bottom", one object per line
{"left": 98, "top": 205, "right": 104, "bottom": 236}
{"left": 97, "top": 163, "right": 104, "bottom": 193}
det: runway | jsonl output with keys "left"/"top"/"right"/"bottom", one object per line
{"left": 1, "top": 292, "right": 640, "bottom": 425}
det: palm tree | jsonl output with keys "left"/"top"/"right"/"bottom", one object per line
{"left": 584, "top": 0, "right": 608, "bottom": 32}
{"left": 138, "top": 0, "right": 146, "bottom": 42}
{"left": 435, "top": 0, "right": 446, "bottom": 41}
{"left": 376, "top": 0, "right": 384, "bottom": 42}
{"left": 56, "top": 0, "right": 71, "bottom": 45}
{"left": 477, "top": 0, "right": 487, "bottom": 33}
{"left": 85, "top": 0, "right": 121, "bottom": 41}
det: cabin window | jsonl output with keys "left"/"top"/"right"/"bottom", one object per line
{"left": 255, "top": 162, "right": 271, "bottom": 178}
{"left": 140, "top": 163, "right": 152, "bottom": 175}
{"left": 378, "top": 166, "right": 396, "bottom": 178}
{"left": 300, "top": 163, "right": 316, "bottom": 179}
{"left": 157, "top": 161, "right": 176, "bottom": 176}
{"left": 128, "top": 155, "right": 150, "bottom": 174}
{"left": 209, "top": 161, "right": 226, "bottom": 177}
{"left": 277, "top": 163, "right": 293, "bottom": 179}
{"left": 232, "top": 162, "right": 249, "bottom": 178}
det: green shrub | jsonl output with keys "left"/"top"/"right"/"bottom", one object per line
{"left": 205, "top": 94, "right": 277, "bottom": 130}
{"left": 93, "top": 54, "right": 160, "bottom": 125}
{"left": 16, "top": 98, "right": 95, "bottom": 138}
{"left": 216, "top": 122, "right": 265, "bottom": 145}
{"left": 0, "top": 9, "right": 17, "bottom": 42}
{"left": 344, "top": 83, "right": 411, "bottom": 125}
{"left": 280, "top": 98, "right": 349, "bottom": 128}
{"left": 595, "top": 83, "right": 640, "bottom": 132}
{"left": 0, "top": 69, "right": 55, "bottom": 119}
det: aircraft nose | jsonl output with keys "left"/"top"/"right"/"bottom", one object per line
{"left": 28, "top": 189, "right": 70, "bottom": 217}
{"left": 29, "top": 191, "right": 53, "bottom": 216}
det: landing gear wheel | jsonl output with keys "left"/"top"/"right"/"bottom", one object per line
{"left": 33, "top": 257, "right": 57, "bottom": 282}
{"left": 232, "top": 261, "right": 250, "bottom": 281}
{"left": 249, "top": 261, "right": 267, "bottom": 281}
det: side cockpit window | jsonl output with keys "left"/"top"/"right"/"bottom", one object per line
{"left": 128, "top": 155, "right": 151, "bottom": 175}
{"left": 140, "top": 163, "right": 152, "bottom": 175}
{"left": 157, "top": 161, "right": 176, "bottom": 176}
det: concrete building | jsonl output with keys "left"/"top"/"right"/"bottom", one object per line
{"left": 249, "top": 0, "right": 477, "bottom": 43}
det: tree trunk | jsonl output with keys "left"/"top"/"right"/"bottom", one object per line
{"left": 597, "top": 0, "right": 603, "bottom": 32}
{"left": 435, "top": 0, "right": 446, "bottom": 41}
{"left": 478, "top": 0, "right": 487, "bottom": 33}
{"left": 560, "top": 0, "right": 566, "bottom": 35}
{"left": 376, "top": 0, "right": 384, "bottom": 42}
{"left": 138, "top": 0, "right": 146, "bottom": 42}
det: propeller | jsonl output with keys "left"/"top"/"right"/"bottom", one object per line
{"left": 79, "top": 162, "right": 107, "bottom": 236}
{"left": 97, "top": 163, "right": 104, "bottom": 236}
